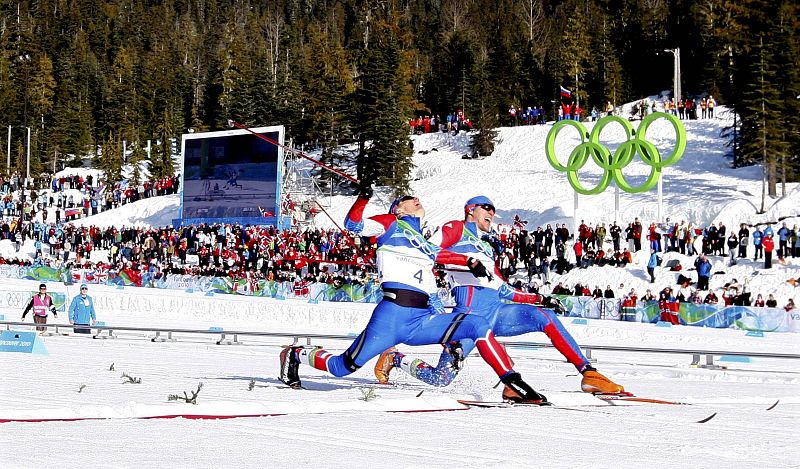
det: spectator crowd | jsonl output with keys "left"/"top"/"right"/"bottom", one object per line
{"left": 1, "top": 180, "right": 797, "bottom": 315}
{"left": 409, "top": 109, "right": 474, "bottom": 135}
{"left": 632, "top": 95, "right": 717, "bottom": 121}
{"left": 1, "top": 170, "right": 181, "bottom": 225}
{"left": 461, "top": 215, "right": 798, "bottom": 314}
{"left": 0, "top": 221, "right": 379, "bottom": 290}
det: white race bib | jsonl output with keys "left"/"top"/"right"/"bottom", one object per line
{"left": 377, "top": 247, "right": 436, "bottom": 292}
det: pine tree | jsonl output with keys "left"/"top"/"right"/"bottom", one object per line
{"left": 51, "top": 81, "right": 93, "bottom": 167}
{"left": 29, "top": 53, "right": 57, "bottom": 173}
{"left": 588, "top": 10, "right": 625, "bottom": 108}
{"left": 771, "top": 2, "right": 800, "bottom": 196}
{"left": 150, "top": 110, "right": 178, "bottom": 180}
{"left": 478, "top": 0, "right": 526, "bottom": 126}
{"left": 107, "top": 47, "right": 138, "bottom": 140}
{"left": 0, "top": 53, "right": 15, "bottom": 124}
{"left": 98, "top": 133, "right": 123, "bottom": 184}
{"left": 272, "top": 38, "right": 306, "bottom": 143}
{"left": 724, "top": 0, "right": 794, "bottom": 209}
{"left": 689, "top": 0, "right": 728, "bottom": 98}
{"left": 128, "top": 140, "right": 146, "bottom": 186}
{"left": 302, "top": 24, "right": 354, "bottom": 171}
{"left": 13, "top": 140, "right": 26, "bottom": 175}
{"left": 738, "top": 34, "right": 783, "bottom": 208}
{"left": 425, "top": 35, "right": 476, "bottom": 118}
{"left": 548, "top": 0, "right": 594, "bottom": 107}
{"left": 365, "top": 35, "right": 415, "bottom": 192}
{"left": 469, "top": 35, "right": 499, "bottom": 157}
{"left": 29, "top": 55, "right": 57, "bottom": 121}
{"left": 218, "top": 21, "right": 256, "bottom": 125}
{"left": 352, "top": 14, "right": 414, "bottom": 194}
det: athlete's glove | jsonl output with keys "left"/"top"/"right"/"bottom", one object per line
{"left": 428, "top": 293, "right": 445, "bottom": 315}
{"left": 541, "top": 296, "right": 566, "bottom": 314}
{"left": 466, "top": 257, "right": 492, "bottom": 281}
{"left": 357, "top": 179, "right": 374, "bottom": 199}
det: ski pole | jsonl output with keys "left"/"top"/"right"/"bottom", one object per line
{"left": 229, "top": 120, "right": 376, "bottom": 268}
{"left": 227, "top": 120, "right": 359, "bottom": 184}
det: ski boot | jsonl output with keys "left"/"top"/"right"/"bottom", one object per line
{"left": 580, "top": 366, "right": 625, "bottom": 394}
{"left": 446, "top": 341, "right": 465, "bottom": 371}
{"left": 500, "top": 372, "right": 548, "bottom": 404}
{"left": 279, "top": 346, "right": 303, "bottom": 389}
{"left": 374, "top": 347, "right": 398, "bottom": 384}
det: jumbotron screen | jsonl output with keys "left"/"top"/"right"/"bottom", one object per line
{"left": 180, "top": 125, "right": 284, "bottom": 222}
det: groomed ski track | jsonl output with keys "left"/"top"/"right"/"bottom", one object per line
{"left": 1, "top": 323, "right": 798, "bottom": 468}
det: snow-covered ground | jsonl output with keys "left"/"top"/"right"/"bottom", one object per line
{"left": 2, "top": 110, "right": 800, "bottom": 467}
{"left": 67, "top": 193, "right": 179, "bottom": 229}
{"left": 1, "top": 284, "right": 798, "bottom": 467}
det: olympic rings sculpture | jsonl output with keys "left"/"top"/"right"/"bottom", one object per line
{"left": 544, "top": 112, "right": 686, "bottom": 195}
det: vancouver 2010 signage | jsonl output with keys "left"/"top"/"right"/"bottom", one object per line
{"left": 545, "top": 112, "right": 686, "bottom": 195}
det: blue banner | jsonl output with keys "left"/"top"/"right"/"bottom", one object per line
{"left": 554, "top": 295, "right": 799, "bottom": 333}
{"left": 0, "top": 331, "right": 49, "bottom": 355}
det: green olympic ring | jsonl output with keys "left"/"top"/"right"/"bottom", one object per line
{"left": 545, "top": 112, "right": 686, "bottom": 195}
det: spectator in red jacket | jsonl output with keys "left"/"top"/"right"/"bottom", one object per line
{"left": 573, "top": 241, "right": 583, "bottom": 267}
{"left": 762, "top": 234, "right": 775, "bottom": 269}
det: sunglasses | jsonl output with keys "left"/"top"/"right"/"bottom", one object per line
{"left": 398, "top": 195, "right": 416, "bottom": 202}
{"left": 476, "top": 203, "right": 496, "bottom": 212}
{"left": 81, "top": 287, "right": 88, "bottom": 291}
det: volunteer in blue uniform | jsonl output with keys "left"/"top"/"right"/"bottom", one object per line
{"left": 68, "top": 284, "right": 97, "bottom": 334}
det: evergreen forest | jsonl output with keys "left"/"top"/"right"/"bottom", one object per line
{"left": 0, "top": 0, "right": 797, "bottom": 194}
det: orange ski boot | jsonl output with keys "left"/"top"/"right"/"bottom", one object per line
{"left": 374, "top": 347, "right": 398, "bottom": 384}
{"left": 581, "top": 366, "right": 625, "bottom": 394}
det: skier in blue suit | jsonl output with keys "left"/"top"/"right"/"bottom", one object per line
{"left": 279, "top": 189, "right": 549, "bottom": 402}
{"left": 374, "top": 196, "right": 625, "bottom": 399}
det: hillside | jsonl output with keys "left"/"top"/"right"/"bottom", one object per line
{"left": 74, "top": 107, "right": 800, "bottom": 230}
{"left": 46, "top": 109, "right": 800, "bottom": 306}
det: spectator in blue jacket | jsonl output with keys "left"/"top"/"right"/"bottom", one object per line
{"left": 68, "top": 284, "right": 96, "bottom": 334}
{"left": 763, "top": 224, "right": 774, "bottom": 239}
{"left": 777, "top": 222, "right": 790, "bottom": 258}
{"left": 752, "top": 227, "right": 763, "bottom": 261}
{"left": 646, "top": 249, "right": 659, "bottom": 283}
{"left": 694, "top": 254, "right": 713, "bottom": 291}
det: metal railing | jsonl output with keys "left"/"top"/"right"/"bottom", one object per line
{"left": 3, "top": 320, "right": 799, "bottom": 369}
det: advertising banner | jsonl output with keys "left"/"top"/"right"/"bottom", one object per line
{"left": 1, "top": 266, "right": 794, "bottom": 332}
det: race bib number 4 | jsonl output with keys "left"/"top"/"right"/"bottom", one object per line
{"left": 377, "top": 250, "right": 436, "bottom": 292}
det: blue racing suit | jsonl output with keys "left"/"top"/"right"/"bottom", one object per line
{"left": 296, "top": 198, "right": 517, "bottom": 380}
{"left": 397, "top": 220, "right": 590, "bottom": 386}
